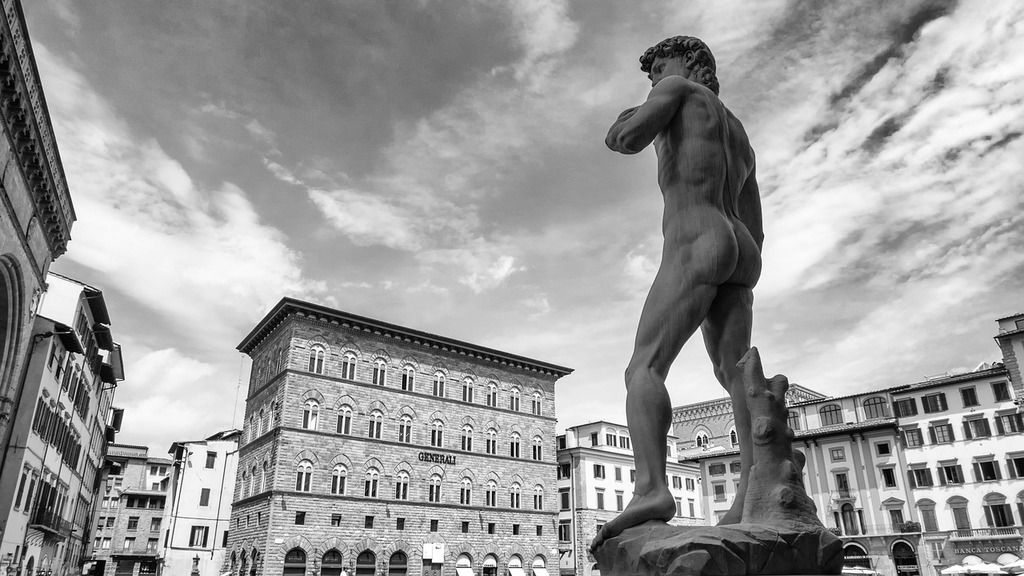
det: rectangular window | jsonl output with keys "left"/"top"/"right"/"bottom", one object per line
{"left": 595, "top": 489, "right": 605, "bottom": 510}
{"left": 396, "top": 518, "right": 405, "bottom": 530}
{"left": 960, "top": 387, "right": 979, "bottom": 407}
{"left": 997, "top": 413, "right": 1024, "bottom": 434}
{"left": 1009, "top": 456, "right": 1024, "bottom": 478}
{"left": 123, "top": 537, "right": 134, "bottom": 551}
{"left": 430, "top": 519, "right": 438, "bottom": 532}
{"left": 536, "top": 525, "right": 543, "bottom": 536}
{"left": 975, "top": 460, "right": 1001, "bottom": 482}
{"left": 630, "top": 469, "right": 636, "bottom": 483}
{"left": 614, "top": 467, "right": 622, "bottom": 482}
{"left": 590, "top": 432, "right": 599, "bottom": 446}
{"left": 620, "top": 436, "right": 631, "bottom": 449}
{"left": 985, "top": 504, "right": 1014, "bottom": 528}
{"left": 364, "top": 516, "right": 374, "bottom": 529}
{"left": 685, "top": 477, "right": 695, "bottom": 491}
{"left": 147, "top": 539, "right": 158, "bottom": 553}
{"left": 940, "top": 464, "right": 965, "bottom": 485}
{"left": 893, "top": 398, "right": 918, "bottom": 417}
{"left": 881, "top": 467, "right": 897, "bottom": 488}
{"left": 992, "top": 381, "right": 1011, "bottom": 402}
{"left": 672, "top": 475, "right": 683, "bottom": 489}
{"left": 889, "top": 508, "right": 905, "bottom": 531}
{"left": 876, "top": 442, "right": 891, "bottom": 456}
{"left": 929, "top": 423, "right": 954, "bottom": 444}
{"left": 558, "top": 521, "right": 572, "bottom": 542}
{"left": 127, "top": 517, "right": 139, "bottom": 531}
{"left": 922, "top": 393, "right": 947, "bottom": 414}
{"left": 337, "top": 412, "right": 351, "bottom": 435}
{"left": 557, "top": 463, "right": 571, "bottom": 479}
{"left": 909, "top": 468, "right": 933, "bottom": 488}
{"left": 330, "top": 514, "right": 341, "bottom": 527}
{"left": 294, "top": 512, "right": 305, "bottom": 525}
{"left": 559, "top": 488, "right": 570, "bottom": 510}
{"left": 688, "top": 499, "right": 695, "bottom": 517}
{"left": 150, "top": 518, "right": 161, "bottom": 532}
{"left": 605, "top": 434, "right": 617, "bottom": 447}
{"left": 512, "top": 524, "right": 520, "bottom": 536}
{"left": 188, "top": 526, "right": 208, "bottom": 548}
{"left": 461, "top": 521, "right": 469, "bottom": 534}
{"left": 615, "top": 491, "right": 624, "bottom": 512}
{"left": 712, "top": 483, "right": 726, "bottom": 501}
{"left": 487, "top": 523, "right": 495, "bottom": 535}
{"left": 205, "top": 452, "right": 216, "bottom": 469}
{"left": 829, "top": 447, "right": 845, "bottom": 462}
{"left": 964, "top": 418, "right": 992, "bottom": 439}
{"left": 921, "top": 508, "right": 938, "bottom": 532}
{"left": 708, "top": 463, "right": 726, "bottom": 476}
{"left": 593, "top": 464, "right": 605, "bottom": 479}
{"left": 904, "top": 428, "right": 924, "bottom": 447}
{"left": 199, "top": 488, "right": 210, "bottom": 507}
{"left": 14, "top": 470, "right": 28, "bottom": 509}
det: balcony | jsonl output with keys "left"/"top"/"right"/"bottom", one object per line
{"left": 949, "top": 527, "right": 1022, "bottom": 540}
{"left": 830, "top": 489, "right": 857, "bottom": 504}
{"left": 28, "top": 507, "right": 73, "bottom": 540}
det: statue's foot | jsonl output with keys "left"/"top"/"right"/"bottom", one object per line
{"left": 590, "top": 487, "right": 675, "bottom": 552}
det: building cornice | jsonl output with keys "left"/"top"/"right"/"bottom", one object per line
{"left": 238, "top": 297, "right": 573, "bottom": 378}
{"left": 0, "top": 0, "right": 74, "bottom": 257}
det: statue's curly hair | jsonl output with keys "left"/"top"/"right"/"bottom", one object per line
{"left": 639, "top": 36, "right": 719, "bottom": 95}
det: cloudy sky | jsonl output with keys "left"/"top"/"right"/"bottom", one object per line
{"left": 24, "top": 0, "right": 1024, "bottom": 454}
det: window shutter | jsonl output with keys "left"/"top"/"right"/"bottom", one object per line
{"left": 899, "top": 431, "right": 907, "bottom": 447}
{"left": 907, "top": 470, "right": 917, "bottom": 489}
{"left": 972, "top": 463, "right": 981, "bottom": 483}
{"left": 949, "top": 426, "right": 955, "bottom": 442}
{"left": 929, "top": 427, "right": 937, "bottom": 444}
{"left": 979, "top": 419, "right": 991, "bottom": 436}
{"left": 995, "top": 462, "right": 1002, "bottom": 480}
{"left": 939, "top": 394, "right": 947, "bottom": 410}
{"left": 995, "top": 417, "right": 1005, "bottom": 435}
{"left": 1007, "top": 460, "right": 1017, "bottom": 479}
{"left": 925, "top": 468, "right": 934, "bottom": 486}
{"left": 937, "top": 467, "right": 946, "bottom": 486}
{"left": 963, "top": 421, "right": 973, "bottom": 440}
{"left": 984, "top": 506, "right": 993, "bottom": 527}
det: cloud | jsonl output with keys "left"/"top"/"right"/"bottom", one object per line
{"left": 36, "top": 44, "right": 324, "bottom": 353}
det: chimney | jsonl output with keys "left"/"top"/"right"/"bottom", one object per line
{"left": 994, "top": 313, "right": 1024, "bottom": 398}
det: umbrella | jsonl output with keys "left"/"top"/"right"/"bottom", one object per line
{"left": 842, "top": 569, "right": 877, "bottom": 575}
{"left": 1001, "top": 559, "right": 1024, "bottom": 573}
{"left": 942, "top": 566, "right": 969, "bottom": 575}
{"left": 966, "top": 562, "right": 1006, "bottom": 574}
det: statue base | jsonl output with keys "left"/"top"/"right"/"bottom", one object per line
{"left": 592, "top": 520, "right": 843, "bottom": 576}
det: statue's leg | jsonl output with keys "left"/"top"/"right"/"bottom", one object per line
{"left": 591, "top": 260, "right": 719, "bottom": 551}
{"left": 700, "top": 284, "right": 753, "bottom": 525}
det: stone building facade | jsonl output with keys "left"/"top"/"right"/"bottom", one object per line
{"left": 226, "top": 298, "right": 572, "bottom": 576}
{"left": 0, "top": 0, "right": 75, "bottom": 473}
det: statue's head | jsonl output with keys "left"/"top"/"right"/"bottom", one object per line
{"left": 639, "top": 36, "right": 719, "bottom": 95}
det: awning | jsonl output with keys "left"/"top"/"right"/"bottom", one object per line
{"left": 94, "top": 324, "right": 114, "bottom": 351}
{"left": 100, "top": 363, "right": 117, "bottom": 385}
{"left": 455, "top": 568, "right": 474, "bottom": 576}
{"left": 510, "top": 568, "right": 526, "bottom": 576}
{"left": 52, "top": 322, "right": 84, "bottom": 355}
{"left": 83, "top": 288, "right": 111, "bottom": 325}
{"left": 533, "top": 569, "right": 550, "bottom": 576}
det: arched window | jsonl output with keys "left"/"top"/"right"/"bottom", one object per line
{"left": 461, "top": 425, "right": 473, "bottom": 451}
{"left": 787, "top": 411, "right": 801, "bottom": 431}
{"left": 398, "top": 415, "right": 412, "bottom": 443}
{"left": 510, "top": 482, "right": 521, "bottom": 509}
{"left": 948, "top": 495, "right": 971, "bottom": 530}
{"left": 841, "top": 502, "right": 859, "bottom": 535}
{"left": 695, "top": 431, "right": 709, "bottom": 448}
{"left": 462, "top": 378, "right": 475, "bottom": 403}
{"left": 249, "top": 466, "right": 257, "bottom": 496}
{"left": 364, "top": 468, "right": 379, "bottom": 498}
{"left": 532, "top": 557, "right": 547, "bottom": 575}
{"left": 482, "top": 555, "right": 498, "bottom": 576}
{"left": 842, "top": 544, "right": 869, "bottom": 570}
{"left": 509, "top": 388, "right": 521, "bottom": 411}
{"left": 401, "top": 365, "right": 415, "bottom": 391}
{"left": 258, "top": 408, "right": 265, "bottom": 436}
{"left": 485, "top": 480, "right": 497, "bottom": 507}
{"left": 532, "top": 392, "right": 542, "bottom": 415}
{"left": 917, "top": 498, "right": 938, "bottom": 532}
{"left": 367, "top": 410, "right": 383, "bottom": 439}
{"left": 533, "top": 485, "right": 544, "bottom": 510}
{"left": 331, "top": 465, "right": 347, "bottom": 495}
{"left": 819, "top": 404, "right": 843, "bottom": 427}
{"left": 337, "top": 405, "right": 353, "bottom": 435}
{"left": 456, "top": 555, "right": 472, "bottom": 576}
{"left": 428, "top": 474, "right": 442, "bottom": 503}
{"left": 295, "top": 460, "right": 312, "bottom": 492}
{"left": 241, "top": 470, "right": 249, "bottom": 498}
{"left": 863, "top": 397, "right": 888, "bottom": 419}
{"left": 460, "top": 478, "right": 472, "bottom": 505}
{"left": 307, "top": 345, "right": 325, "bottom": 374}
{"left": 322, "top": 550, "right": 344, "bottom": 576}
{"left": 260, "top": 462, "right": 268, "bottom": 492}
{"left": 486, "top": 382, "right": 498, "bottom": 407}
{"left": 394, "top": 471, "right": 409, "bottom": 500}
{"left": 302, "top": 400, "right": 319, "bottom": 430}
{"left": 355, "top": 551, "right": 376, "bottom": 576}
{"left": 430, "top": 420, "right": 444, "bottom": 447}
{"left": 729, "top": 428, "right": 738, "bottom": 446}
{"left": 283, "top": 549, "right": 305, "bottom": 576}
{"left": 372, "top": 358, "right": 387, "bottom": 386}
{"left": 508, "top": 555, "right": 523, "bottom": 576}
{"left": 388, "top": 552, "right": 407, "bottom": 576}
{"left": 240, "top": 551, "right": 249, "bottom": 576}
{"left": 433, "top": 372, "right": 446, "bottom": 397}
{"left": 983, "top": 492, "right": 1013, "bottom": 527}
{"left": 510, "top": 432, "right": 521, "bottom": 458}
{"left": 532, "top": 435, "right": 544, "bottom": 460}
{"left": 341, "top": 352, "right": 356, "bottom": 380}
{"left": 486, "top": 428, "right": 498, "bottom": 455}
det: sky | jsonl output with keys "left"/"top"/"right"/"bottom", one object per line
{"left": 22, "top": 0, "right": 1024, "bottom": 455}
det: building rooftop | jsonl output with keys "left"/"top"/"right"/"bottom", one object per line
{"left": 238, "top": 297, "right": 574, "bottom": 377}
{"left": 684, "top": 418, "right": 898, "bottom": 461}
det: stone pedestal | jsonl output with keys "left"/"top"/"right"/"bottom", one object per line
{"left": 592, "top": 520, "right": 842, "bottom": 575}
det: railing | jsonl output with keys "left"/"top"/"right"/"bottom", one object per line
{"left": 949, "top": 527, "right": 1021, "bottom": 539}
{"left": 29, "top": 507, "right": 73, "bottom": 539}
{"left": 830, "top": 490, "right": 856, "bottom": 502}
